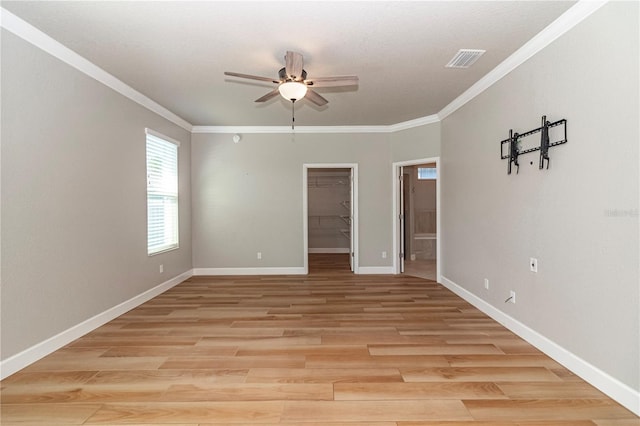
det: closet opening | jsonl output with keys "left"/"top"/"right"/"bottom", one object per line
{"left": 303, "top": 164, "right": 359, "bottom": 274}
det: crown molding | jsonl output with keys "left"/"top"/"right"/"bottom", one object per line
{"left": 0, "top": 7, "right": 193, "bottom": 132}
{"left": 192, "top": 125, "right": 387, "bottom": 134}
{"left": 192, "top": 114, "right": 440, "bottom": 134}
{"left": 387, "top": 114, "right": 440, "bottom": 132}
{"left": 438, "top": 0, "right": 608, "bottom": 120}
{"left": 2, "top": 1, "right": 607, "bottom": 134}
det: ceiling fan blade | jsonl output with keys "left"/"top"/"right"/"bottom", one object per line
{"left": 305, "top": 88, "right": 328, "bottom": 106}
{"left": 305, "top": 76, "right": 359, "bottom": 87}
{"left": 254, "top": 88, "right": 281, "bottom": 102}
{"left": 285, "top": 51, "right": 304, "bottom": 81}
{"left": 224, "top": 71, "right": 279, "bottom": 84}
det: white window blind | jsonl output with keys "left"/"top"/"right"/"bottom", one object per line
{"left": 146, "top": 129, "right": 179, "bottom": 255}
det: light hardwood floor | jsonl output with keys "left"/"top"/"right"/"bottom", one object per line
{"left": 1, "top": 254, "right": 638, "bottom": 425}
{"left": 404, "top": 259, "right": 437, "bottom": 281}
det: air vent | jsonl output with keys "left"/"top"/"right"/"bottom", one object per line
{"left": 446, "top": 49, "right": 486, "bottom": 68}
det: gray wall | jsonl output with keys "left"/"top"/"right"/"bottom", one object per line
{"left": 1, "top": 31, "right": 192, "bottom": 359}
{"left": 390, "top": 123, "right": 441, "bottom": 162}
{"left": 441, "top": 1, "right": 639, "bottom": 390}
{"left": 192, "top": 126, "right": 440, "bottom": 270}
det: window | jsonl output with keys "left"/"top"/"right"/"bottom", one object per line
{"left": 146, "top": 129, "right": 179, "bottom": 255}
{"left": 417, "top": 167, "right": 437, "bottom": 180}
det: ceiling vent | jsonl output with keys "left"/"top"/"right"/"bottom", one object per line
{"left": 446, "top": 49, "right": 486, "bottom": 69}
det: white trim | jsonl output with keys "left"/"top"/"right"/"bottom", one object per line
{"left": 0, "top": 1, "right": 603, "bottom": 134}
{"left": 308, "top": 248, "right": 350, "bottom": 254}
{"left": 392, "top": 157, "right": 441, "bottom": 283}
{"left": 438, "top": 0, "right": 608, "bottom": 120}
{"left": 387, "top": 115, "right": 441, "bottom": 132}
{"left": 303, "top": 163, "right": 359, "bottom": 275}
{"left": 440, "top": 275, "right": 640, "bottom": 417}
{"left": 351, "top": 166, "right": 359, "bottom": 274}
{"left": 358, "top": 266, "right": 395, "bottom": 274}
{"left": 145, "top": 128, "right": 181, "bottom": 147}
{"left": 303, "top": 168, "right": 309, "bottom": 275}
{"left": 0, "top": 7, "right": 192, "bottom": 132}
{"left": 193, "top": 267, "right": 306, "bottom": 276}
{"left": 193, "top": 126, "right": 384, "bottom": 134}
{"left": 0, "top": 269, "right": 193, "bottom": 380}
{"left": 179, "top": 0, "right": 604, "bottom": 133}
{"left": 191, "top": 116, "right": 439, "bottom": 135}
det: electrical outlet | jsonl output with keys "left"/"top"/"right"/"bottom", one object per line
{"left": 530, "top": 257, "right": 538, "bottom": 272}
{"left": 509, "top": 290, "right": 516, "bottom": 304}
{"left": 257, "top": 252, "right": 262, "bottom": 260}
{"left": 410, "top": 254, "right": 416, "bottom": 261}
{"left": 159, "top": 264, "right": 164, "bottom": 273}
{"left": 382, "top": 251, "right": 387, "bottom": 259}
{"left": 484, "top": 278, "right": 489, "bottom": 290}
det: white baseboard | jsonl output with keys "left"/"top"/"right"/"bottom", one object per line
{"left": 358, "top": 266, "right": 395, "bottom": 274}
{"left": 193, "top": 267, "right": 306, "bottom": 276}
{"left": 0, "top": 269, "right": 194, "bottom": 380}
{"left": 194, "top": 266, "right": 394, "bottom": 275}
{"left": 308, "top": 248, "right": 350, "bottom": 254}
{"left": 440, "top": 275, "right": 640, "bottom": 416}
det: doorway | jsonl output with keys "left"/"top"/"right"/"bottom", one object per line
{"left": 393, "top": 158, "right": 440, "bottom": 282}
{"left": 303, "top": 164, "right": 359, "bottom": 274}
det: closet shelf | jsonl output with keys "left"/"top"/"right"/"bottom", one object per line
{"left": 308, "top": 176, "right": 348, "bottom": 188}
{"left": 308, "top": 172, "right": 351, "bottom": 245}
{"left": 310, "top": 228, "right": 348, "bottom": 234}
{"left": 414, "top": 233, "right": 437, "bottom": 240}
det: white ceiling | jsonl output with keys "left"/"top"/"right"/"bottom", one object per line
{"left": 2, "top": 1, "right": 576, "bottom": 127}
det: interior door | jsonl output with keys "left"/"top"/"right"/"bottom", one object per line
{"left": 403, "top": 172, "right": 412, "bottom": 264}
{"left": 398, "top": 167, "right": 405, "bottom": 273}
{"left": 349, "top": 167, "right": 354, "bottom": 272}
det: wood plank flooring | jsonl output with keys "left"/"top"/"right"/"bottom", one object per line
{"left": 403, "top": 259, "right": 437, "bottom": 281}
{"left": 1, "top": 254, "right": 637, "bottom": 425}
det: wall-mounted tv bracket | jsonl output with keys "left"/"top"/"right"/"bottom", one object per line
{"left": 500, "top": 115, "right": 567, "bottom": 175}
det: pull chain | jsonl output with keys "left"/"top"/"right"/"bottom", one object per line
{"left": 291, "top": 99, "right": 296, "bottom": 130}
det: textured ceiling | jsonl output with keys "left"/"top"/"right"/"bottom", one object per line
{"left": 2, "top": 1, "right": 576, "bottom": 127}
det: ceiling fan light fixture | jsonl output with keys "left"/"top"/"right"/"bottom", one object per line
{"left": 278, "top": 81, "right": 307, "bottom": 102}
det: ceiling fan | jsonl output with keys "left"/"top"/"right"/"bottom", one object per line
{"left": 224, "top": 51, "right": 358, "bottom": 127}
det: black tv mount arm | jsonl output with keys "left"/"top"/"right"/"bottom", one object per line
{"left": 500, "top": 115, "right": 567, "bottom": 175}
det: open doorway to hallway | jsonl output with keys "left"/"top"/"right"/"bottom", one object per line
{"left": 393, "top": 158, "right": 440, "bottom": 282}
{"left": 402, "top": 163, "right": 437, "bottom": 281}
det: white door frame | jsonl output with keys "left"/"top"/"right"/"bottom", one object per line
{"left": 303, "top": 163, "right": 359, "bottom": 274}
{"left": 392, "top": 157, "right": 441, "bottom": 282}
